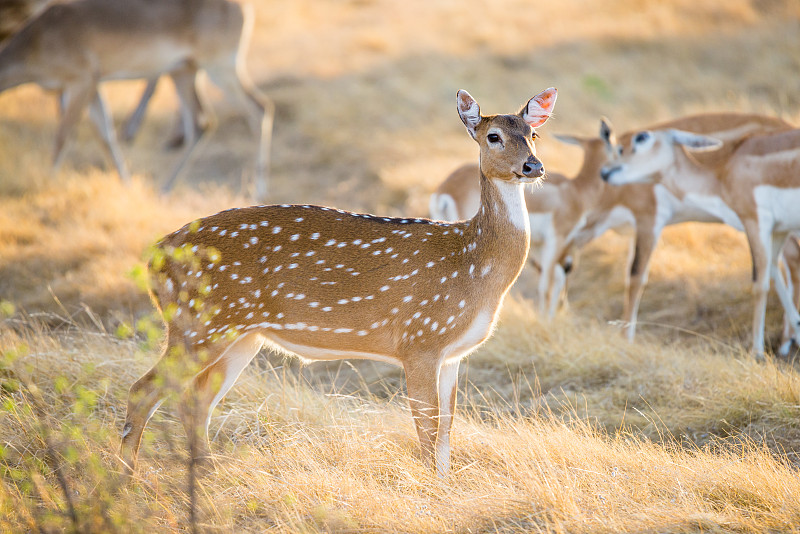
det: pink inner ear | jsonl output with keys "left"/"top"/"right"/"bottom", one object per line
{"left": 534, "top": 88, "right": 557, "bottom": 112}
{"left": 525, "top": 87, "right": 557, "bottom": 128}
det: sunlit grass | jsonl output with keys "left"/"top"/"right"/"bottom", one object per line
{"left": 2, "top": 313, "right": 800, "bottom": 532}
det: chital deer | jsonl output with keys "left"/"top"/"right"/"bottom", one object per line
{"left": 0, "top": 0, "right": 273, "bottom": 197}
{"left": 430, "top": 164, "right": 577, "bottom": 317}
{"left": 119, "top": 88, "right": 558, "bottom": 477}
{"left": 601, "top": 124, "right": 800, "bottom": 357}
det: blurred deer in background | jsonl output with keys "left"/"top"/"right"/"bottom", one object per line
{"left": 119, "top": 88, "right": 558, "bottom": 477}
{"left": 0, "top": 0, "right": 273, "bottom": 198}
{"left": 432, "top": 114, "right": 800, "bottom": 349}
{"left": 602, "top": 118, "right": 800, "bottom": 358}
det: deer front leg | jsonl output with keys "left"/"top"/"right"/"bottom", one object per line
{"left": 88, "top": 91, "right": 131, "bottom": 182}
{"left": 743, "top": 219, "right": 772, "bottom": 360}
{"left": 622, "top": 220, "right": 659, "bottom": 342}
{"left": 52, "top": 81, "right": 95, "bottom": 173}
{"left": 435, "top": 358, "right": 460, "bottom": 477}
{"left": 161, "top": 65, "right": 212, "bottom": 193}
{"left": 120, "top": 331, "right": 194, "bottom": 474}
{"left": 120, "top": 77, "right": 159, "bottom": 144}
{"left": 403, "top": 357, "right": 441, "bottom": 471}
{"left": 178, "top": 332, "right": 264, "bottom": 468}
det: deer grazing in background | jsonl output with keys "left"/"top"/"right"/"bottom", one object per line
{"left": 602, "top": 121, "right": 800, "bottom": 358}
{"left": 0, "top": 0, "right": 273, "bottom": 198}
{"left": 119, "top": 88, "right": 558, "bottom": 477}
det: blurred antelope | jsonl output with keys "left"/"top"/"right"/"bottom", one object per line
{"left": 0, "top": 0, "right": 273, "bottom": 197}
{"left": 431, "top": 114, "right": 800, "bottom": 345}
{"left": 602, "top": 121, "right": 800, "bottom": 358}
{"left": 119, "top": 88, "right": 558, "bottom": 477}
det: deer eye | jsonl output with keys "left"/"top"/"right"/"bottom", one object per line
{"left": 634, "top": 131, "right": 650, "bottom": 144}
{"left": 487, "top": 133, "right": 501, "bottom": 144}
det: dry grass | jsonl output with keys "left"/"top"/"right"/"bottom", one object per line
{"left": 2, "top": 311, "right": 800, "bottom": 532}
{"left": 2, "top": 0, "right": 800, "bottom": 531}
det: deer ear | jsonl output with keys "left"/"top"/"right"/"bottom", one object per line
{"left": 457, "top": 90, "right": 481, "bottom": 140}
{"left": 520, "top": 87, "right": 557, "bottom": 128}
{"left": 670, "top": 129, "right": 723, "bottom": 152}
{"left": 553, "top": 134, "right": 583, "bottom": 146}
{"left": 599, "top": 117, "right": 616, "bottom": 145}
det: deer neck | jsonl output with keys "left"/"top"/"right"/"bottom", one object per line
{"left": 665, "top": 146, "right": 723, "bottom": 200}
{"left": 573, "top": 145, "right": 608, "bottom": 205}
{"left": 466, "top": 170, "right": 531, "bottom": 285}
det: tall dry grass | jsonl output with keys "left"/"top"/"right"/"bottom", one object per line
{"left": 2, "top": 308, "right": 800, "bottom": 532}
{"left": 2, "top": 0, "right": 800, "bottom": 531}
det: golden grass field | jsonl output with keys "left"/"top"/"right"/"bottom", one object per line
{"left": 2, "top": 0, "right": 800, "bottom": 531}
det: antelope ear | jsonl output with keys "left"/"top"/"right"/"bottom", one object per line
{"left": 670, "top": 129, "right": 723, "bottom": 152}
{"left": 553, "top": 134, "right": 583, "bottom": 146}
{"left": 457, "top": 90, "right": 481, "bottom": 140}
{"left": 520, "top": 87, "right": 557, "bottom": 128}
{"left": 599, "top": 117, "right": 616, "bottom": 145}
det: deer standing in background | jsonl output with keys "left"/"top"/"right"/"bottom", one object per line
{"left": 0, "top": 0, "right": 273, "bottom": 197}
{"left": 431, "top": 114, "right": 800, "bottom": 347}
{"left": 602, "top": 123, "right": 800, "bottom": 358}
{"left": 119, "top": 88, "right": 558, "bottom": 477}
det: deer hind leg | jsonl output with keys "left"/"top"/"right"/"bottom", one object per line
{"left": 536, "top": 235, "right": 560, "bottom": 319}
{"left": 205, "top": 60, "right": 274, "bottom": 201}
{"left": 178, "top": 332, "right": 264, "bottom": 466}
{"left": 547, "top": 263, "right": 567, "bottom": 318}
{"left": 120, "top": 76, "right": 159, "bottom": 144}
{"left": 744, "top": 219, "right": 773, "bottom": 360}
{"left": 160, "top": 64, "right": 212, "bottom": 193}
{"left": 52, "top": 81, "right": 95, "bottom": 174}
{"left": 622, "top": 221, "right": 659, "bottom": 342}
{"left": 556, "top": 248, "right": 578, "bottom": 314}
{"left": 403, "top": 357, "right": 441, "bottom": 469}
{"left": 766, "top": 232, "right": 800, "bottom": 356}
{"left": 778, "top": 237, "right": 800, "bottom": 356}
{"left": 87, "top": 91, "right": 131, "bottom": 182}
{"left": 435, "top": 358, "right": 460, "bottom": 477}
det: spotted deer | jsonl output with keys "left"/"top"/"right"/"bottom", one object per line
{"left": 119, "top": 88, "right": 558, "bottom": 477}
{"left": 0, "top": 0, "right": 273, "bottom": 197}
{"left": 602, "top": 124, "right": 800, "bottom": 358}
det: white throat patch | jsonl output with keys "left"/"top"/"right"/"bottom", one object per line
{"left": 495, "top": 180, "right": 529, "bottom": 232}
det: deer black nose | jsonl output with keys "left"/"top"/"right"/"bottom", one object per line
{"left": 600, "top": 165, "right": 619, "bottom": 182}
{"left": 522, "top": 156, "right": 544, "bottom": 177}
